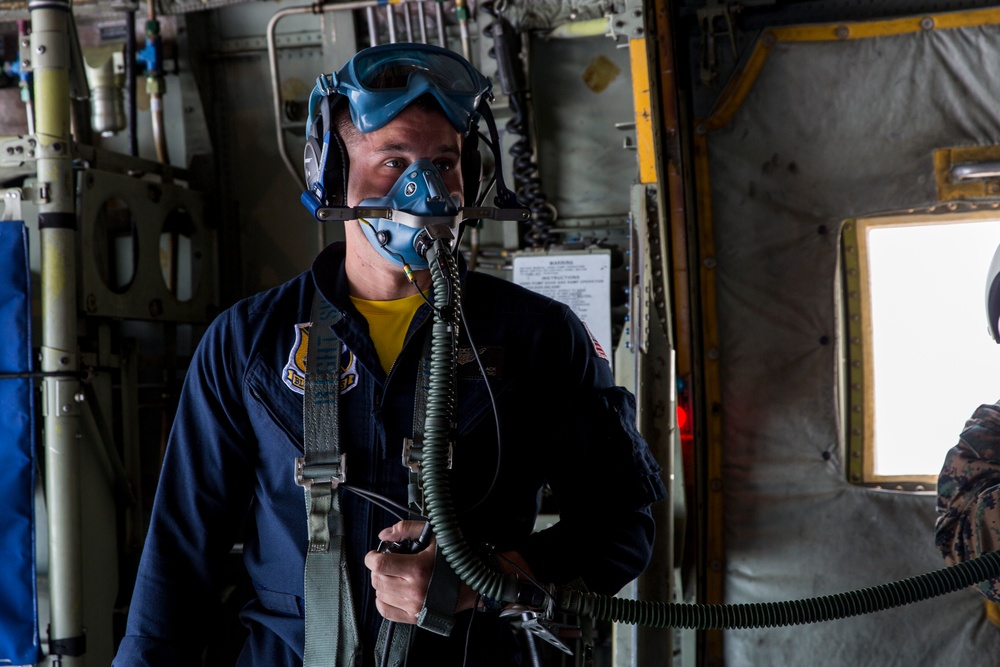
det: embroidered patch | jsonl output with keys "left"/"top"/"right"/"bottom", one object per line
{"left": 583, "top": 322, "right": 610, "bottom": 365}
{"left": 282, "top": 322, "right": 360, "bottom": 395}
{"left": 456, "top": 345, "right": 503, "bottom": 379}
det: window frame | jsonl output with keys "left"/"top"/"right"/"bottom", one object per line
{"left": 842, "top": 211, "right": 1000, "bottom": 491}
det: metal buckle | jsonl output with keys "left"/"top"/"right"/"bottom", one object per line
{"left": 501, "top": 607, "right": 577, "bottom": 656}
{"left": 294, "top": 454, "right": 346, "bottom": 489}
{"left": 403, "top": 437, "right": 453, "bottom": 473}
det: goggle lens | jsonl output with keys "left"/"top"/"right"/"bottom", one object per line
{"left": 352, "top": 50, "right": 484, "bottom": 95}
{"left": 314, "top": 43, "right": 492, "bottom": 134}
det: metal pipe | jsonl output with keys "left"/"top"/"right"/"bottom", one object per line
{"left": 952, "top": 161, "right": 1000, "bottom": 180}
{"left": 416, "top": 1, "right": 427, "bottom": 43}
{"left": 454, "top": 0, "right": 470, "bottom": 60}
{"left": 435, "top": 0, "right": 446, "bottom": 47}
{"left": 386, "top": 4, "right": 397, "bottom": 43}
{"left": 151, "top": 95, "right": 169, "bottom": 163}
{"left": 124, "top": 9, "right": 137, "bottom": 156}
{"left": 366, "top": 6, "right": 377, "bottom": 46}
{"left": 17, "top": 20, "right": 35, "bottom": 135}
{"left": 266, "top": 3, "right": 315, "bottom": 195}
{"left": 30, "top": 0, "right": 84, "bottom": 663}
{"left": 403, "top": 3, "right": 413, "bottom": 41}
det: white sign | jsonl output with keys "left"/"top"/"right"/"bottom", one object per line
{"left": 511, "top": 251, "right": 613, "bottom": 364}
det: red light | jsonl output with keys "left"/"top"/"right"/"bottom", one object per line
{"left": 677, "top": 405, "right": 688, "bottom": 429}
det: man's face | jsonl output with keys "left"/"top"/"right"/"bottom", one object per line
{"left": 343, "top": 104, "right": 465, "bottom": 209}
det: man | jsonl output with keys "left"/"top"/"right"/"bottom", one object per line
{"left": 113, "top": 42, "right": 666, "bottom": 666}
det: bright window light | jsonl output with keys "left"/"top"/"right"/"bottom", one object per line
{"left": 867, "top": 218, "right": 1000, "bottom": 478}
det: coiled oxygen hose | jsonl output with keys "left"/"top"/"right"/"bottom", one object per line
{"left": 556, "top": 549, "right": 1000, "bottom": 629}
{"left": 418, "top": 239, "right": 1000, "bottom": 629}
{"left": 421, "top": 240, "right": 509, "bottom": 605}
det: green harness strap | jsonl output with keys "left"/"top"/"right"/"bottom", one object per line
{"left": 299, "top": 293, "right": 361, "bottom": 667}
{"left": 409, "top": 334, "right": 462, "bottom": 636}
{"left": 374, "top": 325, "right": 461, "bottom": 666}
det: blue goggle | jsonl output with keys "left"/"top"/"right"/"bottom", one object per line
{"left": 308, "top": 42, "right": 493, "bottom": 135}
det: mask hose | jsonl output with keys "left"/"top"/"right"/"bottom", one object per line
{"left": 418, "top": 239, "right": 1000, "bottom": 629}
{"left": 561, "top": 549, "right": 1000, "bottom": 629}
{"left": 421, "top": 239, "right": 509, "bottom": 604}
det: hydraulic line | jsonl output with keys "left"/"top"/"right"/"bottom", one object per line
{"left": 418, "top": 238, "right": 1000, "bottom": 631}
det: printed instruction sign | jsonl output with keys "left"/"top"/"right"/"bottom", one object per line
{"left": 511, "top": 250, "right": 613, "bottom": 365}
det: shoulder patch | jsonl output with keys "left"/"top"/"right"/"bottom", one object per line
{"left": 282, "top": 322, "right": 360, "bottom": 395}
{"left": 583, "top": 322, "right": 610, "bottom": 365}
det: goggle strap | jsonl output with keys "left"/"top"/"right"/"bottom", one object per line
{"left": 307, "top": 74, "right": 334, "bottom": 139}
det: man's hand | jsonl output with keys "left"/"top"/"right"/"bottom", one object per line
{"left": 365, "top": 520, "right": 437, "bottom": 623}
{"left": 365, "top": 520, "right": 489, "bottom": 623}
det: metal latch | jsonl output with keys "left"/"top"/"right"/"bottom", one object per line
{"left": 294, "top": 454, "right": 346, "bottom": 488}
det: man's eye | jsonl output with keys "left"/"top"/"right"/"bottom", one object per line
{"left": 384, "top": 159, "right": 404, "bottom": 169}
{"left": 434, "top": 160, "right": 454, "bottom": 172}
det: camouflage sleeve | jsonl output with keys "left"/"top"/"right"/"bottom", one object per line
{"left": 935, "top": 402, "right": 1000, "bottom": 602}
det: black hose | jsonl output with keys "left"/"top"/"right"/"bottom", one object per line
{"left": 417, "top": 226, "right": 1000, "bottom": 631}
{"left": 558, "top": 550, "right": 1000, "bottom": 629}
{"left": 421, "top": 239, "right": 507, "bottom": 604}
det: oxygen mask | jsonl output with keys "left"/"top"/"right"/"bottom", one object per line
{"left": 358, "top": 158, "right": 462, "bottom": 270}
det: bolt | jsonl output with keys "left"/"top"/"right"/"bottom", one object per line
{"left": 74, "top": 392, "right": 85, "bottom": 402}
{"left": 36, "top": 45, "right": 46, "bottom": 54}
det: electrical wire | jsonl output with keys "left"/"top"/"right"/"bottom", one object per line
{"left": 456, "top": 305, "right": 503, "bottom": 514}
{"left": 461, "top": 594, "right": 481, "bottom": 666}
{"left": 342, "top": 483, "right": 421, "bottom": 522}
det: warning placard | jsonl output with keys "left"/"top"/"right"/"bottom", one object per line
{"left": 511, "top": 251, "right": 612, "bottom": 364}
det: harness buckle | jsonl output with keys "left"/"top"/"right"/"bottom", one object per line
{"left": 295, "top": 454, "right": 347, "bottom": 489}
{"left": 403, "top": 437, "right": 452, "bottom": 473}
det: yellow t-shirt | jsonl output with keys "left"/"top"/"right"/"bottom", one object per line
{"left": 350, "top": 292, "right": 425, "bottom": 374}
